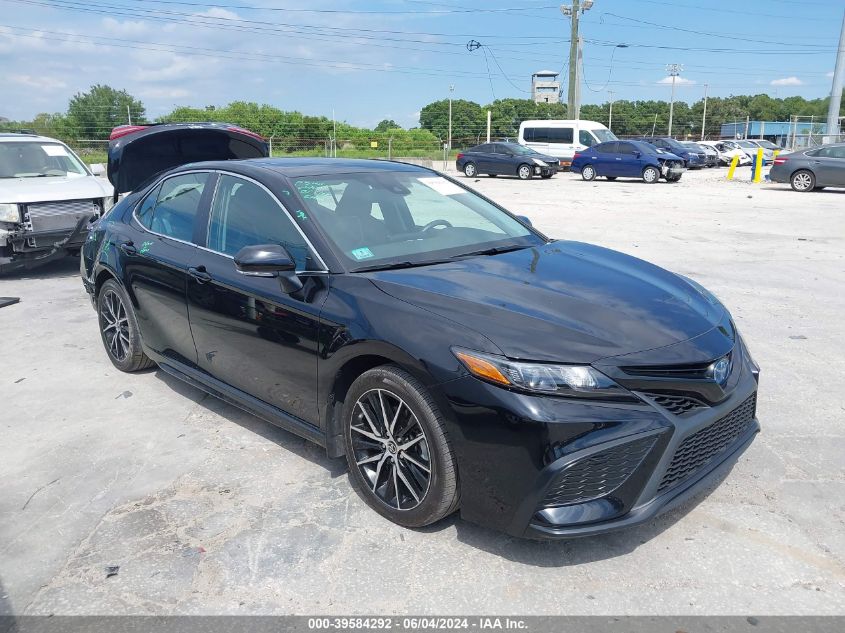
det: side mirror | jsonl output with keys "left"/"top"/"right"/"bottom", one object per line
{"left": 634, "top": 151, "right": 642, "bottom": 158}
{"left": 516, "top": 215, "right": 533, "bottom": 227}
{"left": 234, "top": 244, "right": 303, "bottom": 293}
{"left": 89, "top": 163, "right": 106, "bottom": 176}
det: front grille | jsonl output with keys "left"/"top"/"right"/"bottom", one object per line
{"left": 25, "top": 200, "right": 95, "bottom": 233}
{"left": 542, "top": 435, "right": 657, "bottom": 507}
{"left": 644, "top": 393, "right": 708, "bottom": 415}
{"left": 658, "top": 393, "right": 757, "bottom": 493}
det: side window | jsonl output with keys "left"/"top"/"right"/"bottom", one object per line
{"left": 579, "top": 130, "right": 596, "bottom": 147}
{"left": 617, "top": 142, "right": 635, "bottom": 155}
{"left": 137, "top": 173, "right": 209, "bottom": 242}
{"left": 548, "top": 127, "right": 574, "bottom": 144}
{"left": 830, "top": 146, "right": 845, "bottom": 159}
{"left": 525, "top": 128, "right": 549, "bottom": 143}
{"left": 595, "top": 142, "right": 618, "bottom": 154}
{"left": 207, "top": 175, "right": 319, "bottom": 271}
{"left": 815, "top": 147, "right": 834, "bottom": 158}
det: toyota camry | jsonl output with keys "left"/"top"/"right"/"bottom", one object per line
{"left": 81, "top": 123, "right": 760, "bottom": 539}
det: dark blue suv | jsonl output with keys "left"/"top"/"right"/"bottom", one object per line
{"left": 638, "top": 137, "right": 705, "bottom": 169}
{"left": 570, "top": 140, "right": 686, "bottom": 183}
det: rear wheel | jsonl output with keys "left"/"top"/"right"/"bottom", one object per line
{"left": 463, "top": 162, "right": 477, "bottom": 178}
{"left": 642, "top": 165, "right": 660, "bottom": 184}
{"left": 343, "top": 365, "right": 460, "bottom": 528}
{"left": 97, "top": 279, "right": 154, "bottom": 372}
{"left": 790, "top": 170, "right": 815, "bottom": 192}
{"left": 517, "top": 164, "right": 532, "bottom": 180}
{"left": 581, "top": 164, "right": 596, "bottom": 181}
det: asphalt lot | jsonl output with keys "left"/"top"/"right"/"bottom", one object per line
{"left": 1, "top": 166, "right": 843, "bottom": 615}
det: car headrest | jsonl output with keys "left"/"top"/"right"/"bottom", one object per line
{"left": 335, "top": 181, "right": 375, "bottom": 218}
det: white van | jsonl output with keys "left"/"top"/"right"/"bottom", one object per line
{"left": 518, "top": 120, "right": 617, "bottom": 165}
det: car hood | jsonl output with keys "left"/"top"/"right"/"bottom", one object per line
{"left": 367, "top": 241, "right": 727, "bottom": 363}
{"left": 107, "top": 123, "right": 269, "bottom": 194}
{"left": 655, "top": 152, "right": 684, "bottom": 162}
{"left": 0, "top": 174, "right": 110, "bottom": 204}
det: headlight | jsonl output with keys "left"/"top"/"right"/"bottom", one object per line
{"left": 531, "top": 158, "right": 548, "bottom": 167}
{"left": 0, "top": 203, "right": 20, "bottom": 223}
{"left": 452, "top": 348, "right": 633, "bottom": 400}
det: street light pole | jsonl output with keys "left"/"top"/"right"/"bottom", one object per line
{"left": 608, "top": 90, "right": 615, "bottom": 131}
{"left": 666, "top": 63, "right": 682, "bottom": 137}
{"left": 700, "top": 83, "right": 708, "bottom": 140}
{"left": 448, "top": 84, "right": 454, "bottom": 151}
{"left": 825, "top": 9, "right": 845, "bottom": 142}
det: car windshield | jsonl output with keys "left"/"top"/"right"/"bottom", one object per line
{"left": 0, "top": 141, "right": 89, "bottom": 178}
{"left": 508, "top": 144, "right": 540, "bottom": 155}
{"left": 592, "top": 129, "right": 618, "bottom": 143}
{"left": 757, "top": 141, "right": 780, "bottom": 149}
{"left": 291, "top": 171, "right": 543, "bottom": 271}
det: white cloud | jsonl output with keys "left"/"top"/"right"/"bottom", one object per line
{"left": 657, "top": 76, "right": 695, "bottom": 85}
{"left": 102, "top": 18, "right": 148, "bottom": 37}
{"left": 8, "top": 74, "right": 67, "bottom": 91}
{"left": 136, "top": 87, "right": 191, "bottom": 99}
{"left": 770, "top": 76, "right": 803, "bottom": 86}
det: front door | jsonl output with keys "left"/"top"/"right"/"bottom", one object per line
{"left": 187, "top": 173, "right": 328, "bottom": 425}
{"left": 123, "top": 171, "right": 213, "bottom": 366}
{"left": 812, "top": 145, "right": 845, "bottom": 186}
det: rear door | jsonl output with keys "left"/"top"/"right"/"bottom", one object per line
{"left": 124, "top": 170, "right": 214, "bottom": 365}
{"left": 593, "top": 142, "right": 618, "bottom": 176}
{"left": 186, "top": 172, "right": 328, "bottom": 425}
{"left": 811, "top": 146, "right": 845, "bottom": 186}
{"left": 473, "top": 144, "right": 495, "bottom": 173}
{"left": 614, "top": 142, "right": 642, "bottom": 177}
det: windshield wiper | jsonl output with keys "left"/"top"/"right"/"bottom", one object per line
{"left": 452, "top": 244, "right": 527, "bottom": 259}
{"left": 353, "top": 259, "right": 451, "bottom": 273}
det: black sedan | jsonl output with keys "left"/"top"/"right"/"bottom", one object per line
{"left": 81, "top": 125, "right": 760, "bottom": 539}
{"left": 456, "top": 142, "right": 559, "bottom": 179}
{"left": 769, "top": 143, "right": 845, "bottom": 191}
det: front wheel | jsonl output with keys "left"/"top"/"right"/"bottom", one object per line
{"left": 343, "top": 365, "right": 460, "bottom": 528}
{"left": 97, "top": 279, "right": 154, "bottom": 372}
{"left": 642, "top": 166, "right": 660, "bottom": 184}
{"left": 581, "top": 164, "right": 596, "bottom": 181}
{"left": 517, "top": 164, "right": 533, "bottom": 180}
{"left": 667, "top": 175, "right": 682, "bottom": 183}
{"left": 790, "top": 170, "right": 815, "bottom": 192}
{"left": 463, "top": 162, "right": 477, "bottom": 178}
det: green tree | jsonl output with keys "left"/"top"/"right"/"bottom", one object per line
{"left": 67, "top": 84, "right": 145, "bottom": 139}
{"left": 375, "top": 119, "right": 401, "bottom": 132}
{"left": 419, "top": 99, "right": 484, "bottom": 144}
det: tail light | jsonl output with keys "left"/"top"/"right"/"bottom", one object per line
{"left": 226, "top": 125, "right": 265, "bottom": 142}
{"left": 456, "top": 153, "right": 464, "bottom": 160}
{"left": 572, "top": 152, "right": 581, "bottom": 160}
{"left": 773, "top": 156, "right": 788, "bottom": 166}
{"left": 109, "top": 125, "right": 149, "bottom": 140}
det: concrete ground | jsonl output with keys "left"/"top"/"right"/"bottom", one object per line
{"left": 1, "top": 166, "right": 843, "bottom": 616}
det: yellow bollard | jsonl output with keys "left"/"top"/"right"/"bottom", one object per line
{"left": 753, "top": 148, "right": 764, "bottom": 183}
{"left": 727, "top": 154, "right": 739, "bottom": 180}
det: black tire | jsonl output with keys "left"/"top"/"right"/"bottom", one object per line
{"left": 486, "top": 174, "right": 498, "bottom": 178}
{"left": 342, "top": 365, "right": 459, "bottom": 528}
{"left": 97, "top": 278, "right": 155, "bottom": 372}
{"left": 642, "top": 165, "right": 660, "bottom": 184}
{"left": 790, "top": 169, "right": 815, "bottom": 192}
{"left": 667, "top": 175, "right": 682, "bottom": 183}
{"left": 581, "top": 164, "right": 596, "bottom": 181}
{"left": 540, "top": 174, "right": 553, "bottom": 179}
{"left": 814, "top": 186, "right": 826, "bottom": 191}
{"left": 463, "top": 162, "right": 477, "bottom": 178}
{"left": 606, "top": 176, "right": 617, "bottom": 181}
{"left": 517, "top": 163, "right": 533, "bottom": 180}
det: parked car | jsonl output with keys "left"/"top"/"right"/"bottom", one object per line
{"left": 0, "top": 133, "right": 112, "bottom": 273}
{"left": 456, "top": 142, "right": 559, "bottom": 179}
{"left": 769, "top": 143, "right": 845, "bottom": 191}
{"left": 637, "top": 137, "right": 705, "bottom": 169}
{"left": 571, "top": 140, "right": 686, "bottom": 183}
{"left": 518, "top": 119, "right": 617, "bottom": 167}
{"left": 734, "top": 140, "right": 773, "bottom": 165}
{"left": 699, "top": 140, "right": 752, "bottom": 166}
{"left": 82, "top": 125, "right": 759, "bottom": 539}
{"left": 681, "top": 141, "right": 718, "bottom": 167}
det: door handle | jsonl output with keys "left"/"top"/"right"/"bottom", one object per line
{"left": 188, "top": 266, "right": 212, "bottom": 283}
{"left": 119, "top": 241, "right": 137, "bottom": 256}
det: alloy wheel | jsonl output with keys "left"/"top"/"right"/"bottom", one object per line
{"left": 518, "top": 165, "right": 532, "bottom": 179}
{"left": 100, "top": 289, "right": 130, "bottom": 362}
{"left": 464, "top": 163, "right": 476, "bottom": 177}
{"left": 582, "top": 165, "right": 595, "bottom": 181}
{"left": 792, "top": 172, "right": 813, "bottom": 191}
{"left": 643, "top": 166, "right": 659, "bottom": 183}
{"left": 350, "top": 388, "right": 432, "bottom": 511}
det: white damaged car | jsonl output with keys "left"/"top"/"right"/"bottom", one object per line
{"left": 0, "top": 133, "right": 112, "bottom": 273}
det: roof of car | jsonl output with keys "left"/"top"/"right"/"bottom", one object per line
{"left": 0, "top": 133, "right": 67, "bottom": 143}
{"left": 171, "top": 157, "right": 431, "bottom": 178}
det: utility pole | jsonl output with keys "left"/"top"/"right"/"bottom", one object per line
{"left": 825, "top": 9, "right": 845, "bottom": 143}
{"left": 700, "top": 83, "right": 708, "bottom": 140}
{"left": 666, "top": 63, "right": 682, "bottom": 137}
{"left": 127, "top": 104, "right": 132, "bottom": 126}
{"left": 561, "top": 1, "right": 594, "bottom": 120}
{"left": 448, "top": 84, "right": 454, "bottom": 151}
{"left": 608, "top": 90, "right": 615, "bottom": 131}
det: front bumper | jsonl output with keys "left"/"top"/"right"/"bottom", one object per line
{"left": 0, "top": 216, "right": 91, "bottom": 274}
{"left": 439, "top": 340, "right": 759, "bottom": 539}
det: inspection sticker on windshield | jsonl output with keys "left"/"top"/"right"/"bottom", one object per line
{"left": 42, "top": 145, "right": 68, "bottom": 157}
{"left": 350, "top": 247, "right": 374, "bottom": 260}
{"left": 418, "top": 177, "right": 464, "bottom": 196}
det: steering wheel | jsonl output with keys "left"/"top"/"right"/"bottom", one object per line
{"left": 420, "top": 219, "right": 453, "bottom": 233}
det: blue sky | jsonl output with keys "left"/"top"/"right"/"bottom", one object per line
{"left": 0, "top": 0, "right": 842, "bottom": 128}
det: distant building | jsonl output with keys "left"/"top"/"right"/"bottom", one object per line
{"left": 531, "top": 70, "right": 560, "bottom": 104}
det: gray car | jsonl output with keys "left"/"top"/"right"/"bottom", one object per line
{"left": 769, "top": 143, "right": 845, "bottom": 192}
